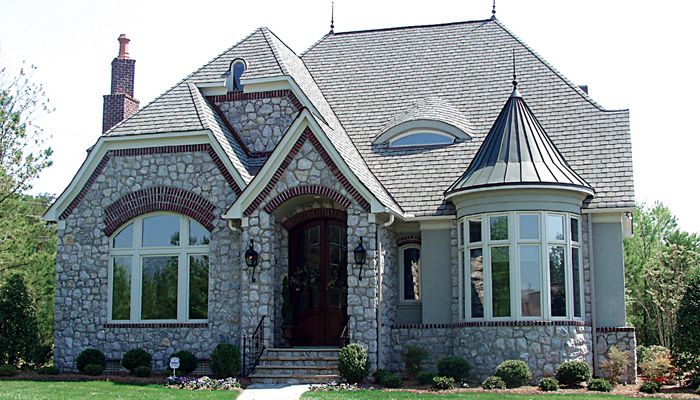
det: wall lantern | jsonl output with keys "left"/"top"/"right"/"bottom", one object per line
{"left": 353, "top": 236, "right": 367, "bottom": 281}
{"left": 244, "top": 239, "right": 260, "bottom": 282}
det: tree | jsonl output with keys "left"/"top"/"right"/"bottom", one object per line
{"left": 0, "top": 274, "right": 40, "bottom": 366}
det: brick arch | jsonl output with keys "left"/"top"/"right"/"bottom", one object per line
{"left": 263, "top": 185, "right": 352, "bottom": 214}
{"left": 397, "top": 234, "right": 421, "bottom": 247}
{"left": 103, "top": 187, "right": 217, "bottom": 235}
{"left": 282, "top": 208, "right": 348, "bottom": 230}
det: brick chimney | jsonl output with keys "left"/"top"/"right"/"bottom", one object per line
{"left": 102, "top": 34, "right": 139, "bottom": 133}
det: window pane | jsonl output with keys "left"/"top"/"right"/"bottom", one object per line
{"left": 491, "top": 246, "right": 511, "bottom": 317}
{"left": 519, "top": 214, "right": 540, "bottom": 240}
{"left": 233, "top": 61, "right": 245, "bottom": 91}
{"left": 549, "top": 246, "right": 566, "bottom": 317}
{"left": 490, "top": 216, "right": 508, "bottom": 241}
{"left": 571, "top": 218, "right": 580, "bottom": 242}
{"left": 469, "top": 248, "right": 484, "bottom": 318}
{"left": 469, "top": 220, "right": 482, "bottom": 243}
{"left": 459, "top": 221, "right": 465, "bottom": 245}
{"left": 143, "top": 215, "right": 180, "bottom": 247}
{"left": 141, "top": 256, "right": 178, "bottom": 320}
{"left": 390, "top": 132, "right": 454, "bottom": 147}
{"left": 572, "top": 247, "right": 582, "bottom": 318}
{"left": 402, "top": 248, "right": 421, "bottom": 301}
{"left": 189, "top": 220, "right": 211, "bottom": 246}
{"left": 111, "top": 257, "right": 131, "bottom": 320}
{"left": 519, "top": 246, "right": 541, "bottom": 317}
{"left": 189, "top": 255, "right": 209, "bottom": 320}
{"left": 547, "top": 215, "right": 565, "bottom": 241}
{"left": 113, "top": 223, "right": 133, "bottom": 248}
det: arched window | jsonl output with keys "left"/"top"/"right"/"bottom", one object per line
{"left": 230, "top": 59, "right": 246, "bottom": 92}
{"left": 399, "top": 245, "right": 421, "bottom": 302}
{"left": 389, "top": 131, "right": 455, "bottom": 148}
{"left": 108, "top": 213, "right": 211, "bottom": 322}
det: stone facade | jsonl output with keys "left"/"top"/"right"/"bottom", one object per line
{"left": 596, "top": 328, "right": 637, "bottom": 383}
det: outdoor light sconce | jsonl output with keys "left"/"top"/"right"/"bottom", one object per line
{"left": 353, "top": 236, "right": 367, "bottom": 281}
{"left": 244, "top": 239, "right": 260, "bottom": 282}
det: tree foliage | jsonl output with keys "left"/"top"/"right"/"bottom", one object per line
{"left": 0, "top": 274, "right": 39, "bottom": 366}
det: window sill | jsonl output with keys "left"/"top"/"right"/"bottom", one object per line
{"left": 104, "top": 322, "right": 209, "bottom": 329}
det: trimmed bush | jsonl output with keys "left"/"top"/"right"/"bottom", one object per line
{"left": 482, "top": 375, "right": 506, "bottom": 390}
{"left": 538, "top": 377, "right": 559, "bottom": 392}
{"left": 0, "top": 364, "right": 18, "bottom": 377}
{"left": 133, "top": 365, "right": 152, "bottom": 377}
{"left": 372, "top": 369, "right": 389, "bottom": 382}
{"left": 37, "top": 365, "right": 59, "bottom": 375}
{"left": 122, "top": 349, "right": 152, "bottom": 374}
{"left": 379, "top": 372, "right": 403, "bottom": 388}
{"left": 83, "top": 363, "right": 104, "bottom": 376}
{"left": 494, "top": 359, "right": 532, "bottom": 388}
{"left": 437, "top": 356, "right": 471, "bottom": 382}
{"left": 556, "top": 361, "right": 592, "bottom": 387}
{"left": 639, "top": 381, "right": 662, "bottom": 394}
{"left": 432, "top": 376, "right": 455, "bottom": 390}
{"left": 171, "top": 350, "right": 198, "bottom": 376}
{"left": 76, "top": 348, "right": 106, "bottom": 373}
{"left": 417, "top": 371, "right": 437, "bottom": 385}
{"left": 211, "top": 343, "right": 241, "bottom": 378}
{"left": 401, "top": 345, "right": 428, "bottom": 377}
{"left": 588, "top": 378, "right": 613, "bottom": 392}
{"left": 338, "top": 344, "right": 370, "bottom": 384}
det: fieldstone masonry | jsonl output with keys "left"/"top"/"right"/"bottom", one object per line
{"left": 596, "top": 328, "right": 637, "bottom": 383}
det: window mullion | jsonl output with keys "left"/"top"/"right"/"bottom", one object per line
{"left": 510, "top": 212, "right": 518, "bottom": 320}
{"left": 542, "top": 212, "right": 550, "bottom": 320}
{"left": 483, "top": 219, "right": 492, "bottom": 319}
{"left": 564, "top": 214, "right": 572, "bottom": 319}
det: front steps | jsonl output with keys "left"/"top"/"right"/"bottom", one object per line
{"left": 249, "top": 348, "right": 341, "bottom": 384}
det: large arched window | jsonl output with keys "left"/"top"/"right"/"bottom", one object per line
{"left": 108, "top": 213, "right": 211, "bottom": 322}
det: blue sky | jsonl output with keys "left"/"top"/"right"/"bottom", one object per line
{"left": 1, "top": 0, "right": 698, "bottom": 233}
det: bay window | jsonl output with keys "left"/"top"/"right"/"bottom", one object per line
{"left": 459, "top": 211, "right": 583, "bottom": 321}
{"left": 108, "top": 213, "right": 211, "bottom": 322}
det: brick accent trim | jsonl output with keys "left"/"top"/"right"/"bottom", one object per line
{"left": 596, "top": 326, "right": 636, "bottom": 333}
{"left": 397, "top": 234, "right": 421, "bottom": 247}
{"left": 60, "top": 143, "right": 241, "bottom": 221}
{"left": 103, "top": 187, "right": 217, "bottom": 235}
{"left": 391, "top": 320, "right": 590, "bottom": 329}
{"left": 104, "top": 322, "right": 208, "bottom": 329}
{"left": 282, "top": 208, "right": 348, "bottom": 230}
{"left": 244, "top": 128, "right": 371, "bottom": 216}
{"left": 205, "top": 89, "right": 303, "bottom": 110}
{"left": 263, "top": 185, "right": 351, "bottom": 214}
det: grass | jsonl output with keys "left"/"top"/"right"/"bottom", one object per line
{"left": 0, "top": 380, "right": 240, "bottom": 400}
{"left": 302, "top": 390, "right": 633, "bottom": 400}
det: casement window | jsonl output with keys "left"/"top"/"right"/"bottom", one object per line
{"left": 108, "top": 213, "right": 211, "bottom": 322}
{"left": 399, "top": 245, "right": 421, "bottom": 302}
{"left": 458, "top": 211, "right": 583, "bottom": 321}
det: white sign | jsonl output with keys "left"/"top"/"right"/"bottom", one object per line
{"left": 169, "top": 357, "right": 180, "bottom": 370}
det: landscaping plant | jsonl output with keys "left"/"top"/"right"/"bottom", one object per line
{"left": 640, "top": 349, "right": 675, "bottom": 384}
{"left": 538, "top": 377, "right": 559, "bottom": 391}
{"left": 37, "top": 365, "right": 59, "bottom": 375}
{"left": 587, "top": 378, "right": 613, "bottom": 392}
{"left": 76, "top": 348, "right": 106, "bottom": 373}
{"left": 401, "top": 345, "right": 428, "bottom": 377}
{"left": 83, "top": 363, "right": 104, "bottom": 376}
{"left": 211, "top": 343, "right": 241, "bottom": 378}
{"left": 494, "top": 359, "right": 532, "bottom": 388}
{"left": 639, "top": 381, "right": 662, "bottom": 394}
{"left": 337, "top": 344, "right": 370, "bottom": 384}
{"left": 122, "top": 349, "right": 152, "bottom": 374}
{"left": 0, "top": 364, "right": 18, "bottom": 376}
{"left": 436, "top": 356, "right": 470, "bottom": 382}
{"left": 0, "top": 274, "right": 40, "bottom": 367}
{"left": 432, "top": 376, "right": 455, "bottom": 390}
{"left": 171, "top": 350, "right": 198, "bottom": 376}
{"left": 481, "top": 375, "right": 506, "bottom": 390}
{"left": 416, "top": 371, "right": 437, "bottom": 385}
{"left": 133, "top": 365, "right": 152, "bottom": 377}
{"left": 379, "top": 372, "right": 403, "bottom": 388}
{"left": 372, "top": 369, "right": 389, "bottom": 382}
{"left": 600, "top": 346, "right": 630, "bottom": 384}
{"left": 555, "top": 360, "right": 592, "bottom": 387}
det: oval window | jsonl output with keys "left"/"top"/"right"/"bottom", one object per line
{"left": 389, "top": 132, "right": 455, "bottom": 148}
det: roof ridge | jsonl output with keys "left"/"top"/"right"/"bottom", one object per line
{"left": 259, "top": 27, "right": 288, "bottom": 75}
{"left": 331, "top": 18, "right": 492, "bottom": 36}
{"left": 300, "top": 32, "right": 333, "bottom": 57}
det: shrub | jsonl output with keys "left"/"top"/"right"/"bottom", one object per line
{"left": 211, "top": 343, "right": 241, "bottom": 378}
{"left": 674, "top": 274, "right": 700, "bottom": 357}
{"left": 29, "top": 344, "right": 53, "bottom": 368}
{"left": 436, "top": 356, "right": 471, "bottom": 382}
{"left": 432, "top": 376, "right": 455, "bottom": 390}
{"left": 417, "top": 371, "right": 437, "bottom": 385}
{"left": 639, "top": 381, "right": 662, "bottom": 394}
{"left": 600, "top": 346, "right": 630, "bottom": 384}
{"left": 494, "top": 359, "right": 532, "bottom": 388}
{"left": 538, "top": 377, "right": 559, "bottom": 391}
{"left": 0, "top": 364, "right": 18, "bottom": 377}
{"left": 37, "top": 365, "right": 59, "bottom": 375}
{"left": 379, "top": 372, "right": 403, "bottom": 388}
{"left": 481, "top": 375, "right": 506, "bottom": 390}
{"left": 133, "top": 365, "right": 152, "bottom": 377}
{"left": 171, "top": 350, "right": 198, "bottom": 376}
{"left": 122, "top": 349, "right": 152, "bottom": 374}
{"left": 588, "top": 378, "right": 613, "bottom": 392}
{"left": 401, "top": 345, "right": 428, "bottom": 377}
{"left": 638, "top": 345, "right": 670, "bottom": 364}
{"left": 338, "top": 344, "right": 370, "bottom": 384}
{"left": 83, "top": 363, "right": 104, "bottom": 376}
{"left": 556, "top": 360, "right": 592, "bottom": 387}
{"left": 674, "top": 352, "right": 700, "bottom": 388}
{"left": 372, "top": 369, "right": 389, "bottom": 382}
{"left": 76, "top": 348, "right": 106, "bottom": 373}
{"left": 640, "top": 351, "right": 675, "bottom": 384}
{"left": 0, "top": 274, "right": 39, "bottom": 367}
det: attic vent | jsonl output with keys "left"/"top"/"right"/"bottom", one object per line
{"left": 229, "top": 59, "right": 247, "bottom": 92}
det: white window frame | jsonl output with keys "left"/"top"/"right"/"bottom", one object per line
{"left": 398, "top": 244, "right": 422, "bottom": 304}
{"left": 459, "top": 211, "right": 584, "bottom": 322}
{"left": 388, "top": 129, "right": 456, "bottom": 148}
{"left": 107, "top": 212, "right": 210, "bottom": 323}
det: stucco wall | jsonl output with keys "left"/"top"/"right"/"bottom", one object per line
{"left": 592, "top": 221, "right": 626, "bottom": 327}
{"left": 420, "top": 228, "right": 453, "bottom": 324}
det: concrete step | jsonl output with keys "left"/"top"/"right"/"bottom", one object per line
{"left": 249, "top": 373, "right": 341, "bottom": 384}
{"left": 257, "top": 357, "right": 338, "bottom": 367}
{"left": 255, "top": 365, "right": 339, "bottom": 375}
{"left": 264, "top": 348, "right": 340, "bottom": 359}
{"left": 249, "top": 348, "right": 342, "bottom": 384}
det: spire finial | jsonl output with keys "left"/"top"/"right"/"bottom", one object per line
{"left": 330, "top": 1, "right": 335, "bottom": 34}
{"left": 491, "top": 0, "right": 496, "bottom": 19}
{"left": 511, "top": 49, "right": 521, "bottom": 98}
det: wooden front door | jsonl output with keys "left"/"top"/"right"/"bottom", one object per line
{"left": 288, "top": 218, "right": 348, "bottom": 346}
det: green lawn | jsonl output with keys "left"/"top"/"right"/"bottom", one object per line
{"left": 302, "top": 390, "right": 638, "bottom": 400}
{"left": 0, "top": 381, "right": 240, "bottom": 400}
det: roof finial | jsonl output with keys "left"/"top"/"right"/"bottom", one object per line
{"left": 511, "top": 49, "right": 521, "bottom": 98}
{"left": 330, "top": 1, "right": 335, "bottom": 34}
{"left": 491, "top": 0, "right": 497, "bottom": 19}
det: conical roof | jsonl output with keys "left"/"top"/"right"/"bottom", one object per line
{"left": 447, "top": 86, "right": 593, "bottom": 195}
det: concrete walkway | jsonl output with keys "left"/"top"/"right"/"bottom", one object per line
{"left": 238, "top": 384, "right": 312, "bottom": 400}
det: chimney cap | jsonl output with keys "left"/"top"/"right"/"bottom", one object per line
{"left": 117, "top": 34, "right": 131, "bottom": 59}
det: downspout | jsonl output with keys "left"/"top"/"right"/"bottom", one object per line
{"left": 376, "top": 211, "right": 396, "bottom": 370}
{"left": 228, "top": 219, "right": 242, "bottom": 233}
{"left": 588, "top": 215, "right": 598, "bottom": 376}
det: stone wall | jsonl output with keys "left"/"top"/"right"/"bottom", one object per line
{"left": 378, "top": 227, "right": 397, "bottom": 369}
{"left": 54, "top": 149, "right": 240, "bottom": 371}
{"left": 596, "top": 327, "right": 637, "bottom": 383}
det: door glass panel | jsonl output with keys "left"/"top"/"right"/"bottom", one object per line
{"left": 402, "top": 247, "right": 421, "bottom": 301}
{"left": 519, "top": 245, "right": 541, "bottom": 317}
{"left": 143, "top": 215, "right": 180, "bottom": 247}
{"left": 491, "top": 246, "right": 510, "bottom": 317}
{"left": 549, "top": 245, "right": 566, "bottom": 317}
{"left": 141, "top": 255, "right": 178, "bottom": 319}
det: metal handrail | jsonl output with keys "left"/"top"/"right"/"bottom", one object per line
{"left": 243, "top": 315, "right": 266, "bottom": 376}
{"left": 339, "top": 314, "right": 350, "bottom": 347}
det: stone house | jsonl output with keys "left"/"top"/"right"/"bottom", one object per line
{"left": 45, "top": 16, "right": 636, "bottom": 382}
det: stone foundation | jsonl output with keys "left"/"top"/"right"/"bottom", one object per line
{"left": 596, "top": 327, "right": 637, "bottom": 383}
